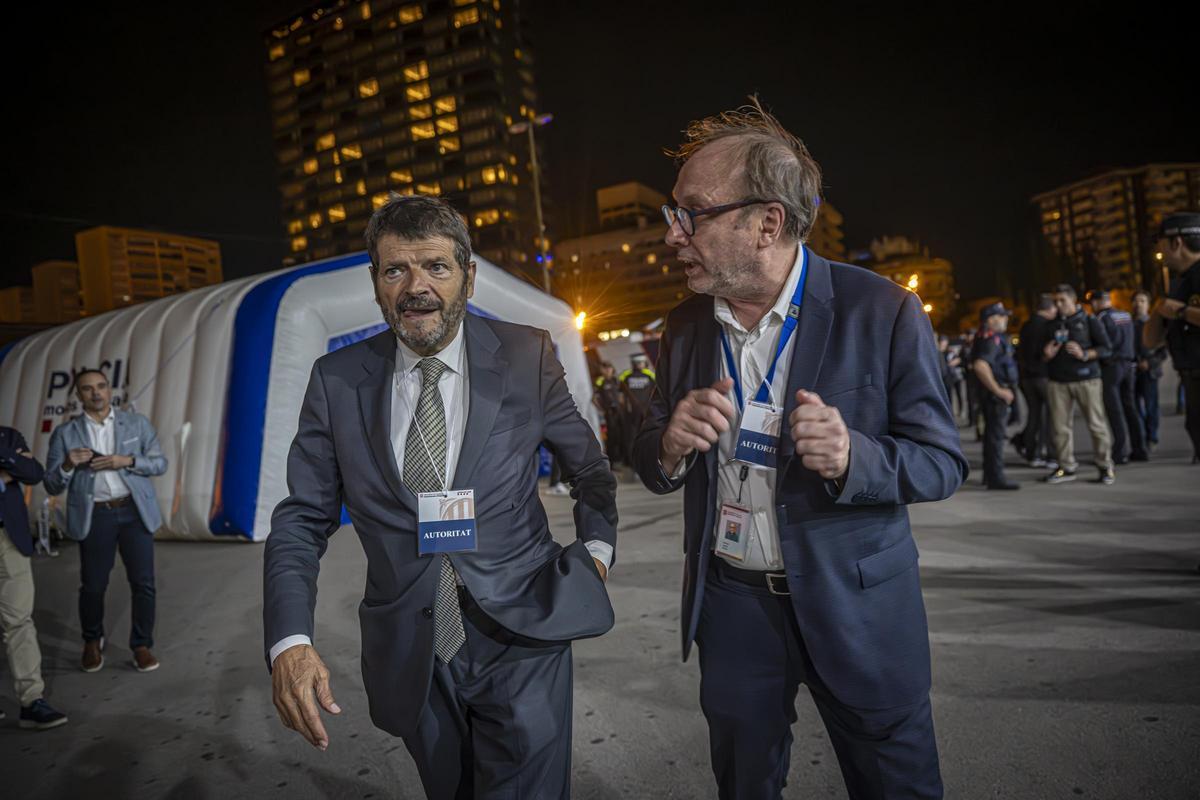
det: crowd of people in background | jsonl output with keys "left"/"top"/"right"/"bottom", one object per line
{"left": 937, "top": 211, "right": 1200, "bottom": 490}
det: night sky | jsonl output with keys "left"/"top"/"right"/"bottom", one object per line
{"left": 5, "top": 1, "right": 1198, "bottom": 301}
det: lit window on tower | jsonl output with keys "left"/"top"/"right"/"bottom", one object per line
{"left": 481, "top": 167, "right": 498, "bottom": 184}
{"left": 474, "top": 209, "right": 500, "bottom": 227}
{"left": 328, "top": 204, "right": 347, "bottom": 222}
{"left": 358, "top": 78, "right": 380, "bottom": 98}
{"left": 411, "top": 122, "right": 436, "bottom": 140}
{"left": 309, "top": 212, "right": 323, "bottom": 229}
{"left": 340, "top": 143, "right": 363, "bottom": 160}
{"left": 409, "top": 103, "right": 433, "bottom": 119}
{"left": 302, "top": 158, "right": 319, "bottom": 175}
{"left": 293, "top": 68, "right": 311, "bottom": 87}
{"left": 360, "top": 2, "right": 371, "bottom": 20}
{"left": 287, "top": 219, "right": 304, "bottom": 234}
{"left": 372, "top": 192, "right": 391, "bottom": 209}
{"left": 416, "top": 182, "right": 441, "bottom": 196}
{"left": 438, "top": 136, "right": 460, "bottom": 154}
{"left": 435, "top": 96, "right": 457, "bottom": 114}
{"left": 269, "top": 43, "right": 285, "bottom": 61}
{"left": 406, "top": 82, "right": 431, "bottom": 102}
{"left": 398, "top": 4, "right": 423, "bottom": 23}
{"left": 453, "top": 8, "right": 480, "bottom": 27}
{"left": 390, "top": 168, "right": 414, "bottom": 183}
{"left": 404, "top": 61, "right": 430, "bottom": 82}
{"left": 435, "top": 116, "right": 459, "bottom": 134}
{"left": 292, "top": 236, "right": 308, "bottom": 252}
{"left": 316, "top": 132, "right": 336, "bottom": 151}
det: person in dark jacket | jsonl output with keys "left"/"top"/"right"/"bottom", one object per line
{"left": 1016, "top": 294, "right": 1058, "bottom": 467}
{"left": 0, "top": 426, "right": 68, "bottom": 730}
{"left": 1041, "top": 284, "right": 1115, "bottom": 485}
{"left": 1132, "top": 291, "right": 1167, "bottom": 448}
{"left": 1089, "top": 290, "right": 1148, "bottom": 463}
{"left": 971, "top": 303, "right": 1020, "bottom": 489}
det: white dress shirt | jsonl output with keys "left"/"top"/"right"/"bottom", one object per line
{"left": 60, "top": 408, "right": 131, "bottom": 502}
{"left": 711, "top": 246, "right": 805, "bottom": 572}
{"left": 271, "top": 322, "right": 612, "bottom": 664}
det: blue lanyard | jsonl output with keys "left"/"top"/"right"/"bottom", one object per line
{"left": 719, "top": 247, "right": 808, "bottom": 409}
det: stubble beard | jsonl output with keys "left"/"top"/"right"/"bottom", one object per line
{"left": 380, "top": 278, "right": 470, "bottom": 353}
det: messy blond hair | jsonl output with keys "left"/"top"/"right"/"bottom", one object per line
{"left": 668, "top": 95, "right": 822, "bottom": 242}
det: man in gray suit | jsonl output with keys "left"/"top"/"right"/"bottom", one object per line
{"left": 264, "top": 195, "right": 618, "bottom": 799}
{"left": 45, "top": 369, "right": 168, "bottom": 673}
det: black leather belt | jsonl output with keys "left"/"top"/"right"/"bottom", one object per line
{"left": 94, "top": 496, "right": 132, "bottom": 510}
{"left": 712, "top": 558, "right": 790, "bottom": 595}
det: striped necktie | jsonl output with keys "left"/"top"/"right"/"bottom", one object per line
{"left": 401, "top": 357, "right": 466, "bottom": 662}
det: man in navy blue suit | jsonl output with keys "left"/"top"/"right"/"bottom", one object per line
{"left": 632, "top": 98, "right": 967, "bottom": 799}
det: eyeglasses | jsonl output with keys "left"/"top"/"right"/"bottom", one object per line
{"left": 661, "top": 199, "right": 774, "bottom": 237}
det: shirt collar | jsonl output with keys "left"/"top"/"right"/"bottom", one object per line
{"left": 395, "top": 320, "right": 467, "bottom": 378}
{"left": 84, "top": 407, "right": 116, "bottom": 427}
{"left": 713, "top": 245, "right": 805, "bottom": 334}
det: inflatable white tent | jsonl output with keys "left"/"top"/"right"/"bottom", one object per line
{"left": 0, "top": 251, "right": 597, "bottom": 542}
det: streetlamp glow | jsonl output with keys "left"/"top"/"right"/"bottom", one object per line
{"left": 575, "top": 311, "right": 586, "bottom": 330}
{"left": 922, "top": 303, "right": 933, "bottom": 313}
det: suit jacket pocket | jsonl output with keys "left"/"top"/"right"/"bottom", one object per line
{"left": 857, "top": 536, "right": 918, "bottom": 589}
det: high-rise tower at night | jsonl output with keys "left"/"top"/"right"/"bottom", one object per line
{"left": 262, "top": 0, "right": 544, "bottom": 281}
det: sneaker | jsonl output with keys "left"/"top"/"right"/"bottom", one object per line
{"left": 1044, "top": 460, "right": 1059, "bottom": 471}
{"left": 81, "top": 638, "right": 105, "bottom": 673}
{"left": 19, "top": 699, "right": 68, "bottom": 730}
{"left": 132, "top": 646, "right": 160, "bottom": 673}
{"left": 1041, "top": 467, "right": 1077, "bottom": 484}
{"left": 545, "top": 482, "right": 570, "bottom": 496}
{"left": 1093, "top": 466, "right": 1116, "bottom": 485}
{"left": 1028, "top": 458, "right": 1047, "bottom": 468}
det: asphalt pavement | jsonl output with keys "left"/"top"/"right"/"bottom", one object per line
{"left": 2, "top": 403, "right": 1198, "bottom": 799}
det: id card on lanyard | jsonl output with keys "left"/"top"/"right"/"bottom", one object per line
{"left": 720, "top": 247, "right": 808, "bottom": 470}
{"left": 396, "top": 368, "right": 479, "bottom": 556}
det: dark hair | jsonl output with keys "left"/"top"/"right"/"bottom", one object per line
{"left": 363, "top": 194, "right": 472, "bottom": 275}
{"left": 1176, "top": 234, "right": 1200, "bottom": 253}
{"left": 1052, "top": 283, "right": 1076, "bottom": 300}
{"left": 74, "top": 368, "right": 108, "bottom": 390}
{"left": 1036, "top": 293, "right": 1055, "bottom": 312}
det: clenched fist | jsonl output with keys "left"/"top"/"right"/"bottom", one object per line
{"left": 659, "top": 378, "right": 736, "bottom": 475}
{"left": 788, "top": 389, "right": 850, "bottom": 479}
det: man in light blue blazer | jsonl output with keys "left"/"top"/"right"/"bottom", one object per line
{"left": 45, "top": 369, "right": 168, "bottom": 674}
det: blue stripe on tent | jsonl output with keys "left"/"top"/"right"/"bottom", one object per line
{"left": 210, "top": 252, "right": 371, "bottom": 538}
{"left": 0, "top": 339, "right": 20, "bottom": 370}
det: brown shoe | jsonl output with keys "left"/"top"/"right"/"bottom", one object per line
{"left": 81, "top": 639, "right": 104, "bottom": 673}
{"left": 132, "top": 646, "right": 160, "bottom": 673}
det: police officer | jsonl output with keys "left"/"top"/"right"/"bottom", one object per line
{"left": 619, "top": 354, "right": 657, "bottom": 458}
{"left": 592, "top": 361, "right": 626, "bottom": 465}
{"left": 1089, "top": 289, "right": 1149, "bottom": 463}
{"left": 1143, "top": 212, "right": 1200, "bottom": 463}
{"left": 971, "top": 302, "right": 1020, "bottom": 489}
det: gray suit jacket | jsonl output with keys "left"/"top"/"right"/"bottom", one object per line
{"left": 43, "top": 409, "right": 168, "bottom": 539}
{"left": 262, "top": 314, "right": 618, "bottom": 737}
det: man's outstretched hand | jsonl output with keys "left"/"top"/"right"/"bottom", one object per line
{"left": 272, "top": 644, "right": 341, "bottom": 750}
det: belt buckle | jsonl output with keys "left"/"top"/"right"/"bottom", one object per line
{"left": 766, "top": 572, "right": 789, "bottom": 595}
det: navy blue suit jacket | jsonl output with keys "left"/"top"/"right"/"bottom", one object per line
{"left": 1, "top": 427, "right": 47, "bottom": 556}
{"left": 632, "top": 249, "right": 968, "bottom": 710}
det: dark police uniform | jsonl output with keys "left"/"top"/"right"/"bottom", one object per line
{"left": 971, "top": 303, "right": 1019, "bottom": 488}
{"left": 1166, "top": 255, "right": 1200, "bottom": 459}
{"left": 593, "top": 373, "right": 626, "bottom": 464}
{"left": 1094, "top": 296, "right": 1148, "bottom": 462}
{"left": 619, "top": 363, "right": 657, "bottom": 465}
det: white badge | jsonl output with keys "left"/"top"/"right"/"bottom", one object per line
{"left": 734, "top": 400, "right": 783, "bottom": 469}
{"left": 417, "top": 489, "right": 478, "bottom": 556}
{"left": 715, "top": 502, "right": 752, "bottom": 561}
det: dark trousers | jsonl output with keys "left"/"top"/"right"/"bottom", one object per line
{"left": 603, "top": 408, "right": 627, "bottom": 466}
{"left": 695, "top": 561, "right": 942, "bottom": 800}
{"left": 1134, "top": 370, "right": 1160, "bottom": 444}
{"left": 79, "top": 502, "right": 155, "bottom": 649}
{"left": 405, "top": 590, "right": 573, "bottom": 800}
{"left": 1101, "top": 362, "right": 1148, "bottom": 460}
{"left": 1183, "top": 369, "right": 1200, "bottom": 460}
{"left": 982, "top": 393, "right": 1012, "bottom": 486}
{"left": 1018, "top": 376, "right": 1051, "bottom": 461}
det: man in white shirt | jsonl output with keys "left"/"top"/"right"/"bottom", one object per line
{"left": 45, "top": 369, "right": 169, "bottom": 674}
{"left": 264, "top": 195, "right": 617, "bottom": 799}
{"left": 633, "top": 98, "right": 966, "bottom": 799}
